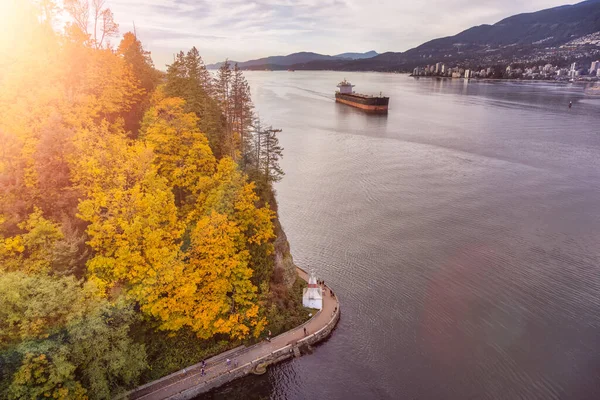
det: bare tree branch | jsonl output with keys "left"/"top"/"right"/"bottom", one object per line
{"left": 64, "top": 0, "right": 118, "bottom": 49}
{"left": 64, "top": 0, "right": 89, "bottom": 35}
{"left": 98, "top": 8, "right": 118, "bottom": 49}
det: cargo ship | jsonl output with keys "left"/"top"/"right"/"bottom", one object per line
{"left": 335, "top": 80, "right": 389, "bottom": 112}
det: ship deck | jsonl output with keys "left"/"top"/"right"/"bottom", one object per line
{"left": 337, "top": 92, "right": 389, "bottom": 100}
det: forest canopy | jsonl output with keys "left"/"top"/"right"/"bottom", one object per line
{"left": 0, "top": 1, "right": 289, "bottom": 398}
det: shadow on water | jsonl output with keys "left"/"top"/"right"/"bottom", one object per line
{"left": 198, "top": 372, "right": 273, "bottom": 400}
{"left": 334, "top": 102, "right": 389, "bottom": 138}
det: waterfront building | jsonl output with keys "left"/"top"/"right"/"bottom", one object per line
{"left": 464, "top": 69, "right": 472, "bottom": 79}
{"left": 591, "top": 60, "right": 599, "bottom": 73}
{"left": 413, "top": 66, "right": 426, "bottom": 76}
{"left": 570, "top": 62, "right": 577, "bottom": 78}
{"left": 435, "top": 62, "right": 443, "bottom": 73}
{"left": 452, "top": 72, "right": 461, "bottom": 78}
{"left": 302, "top": 271, "right": 323, "bottom": 310}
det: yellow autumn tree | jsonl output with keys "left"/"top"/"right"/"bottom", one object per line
{"left": 141, "top": 96, "right": 216, "bottom": 214}
{"left": 0, "top": 2, "right": 65, "bottom": 229}
{"left": 149, "top": 210, "right": 265, "bottom": 339}
{"left": 204, "top": 158, "right": 275, "bottom": 243}
{"left": 149, "top": 158, "right": 275, "bottom": 339}
{"left": 73, "top": 122, "right": 182, "bottom": 302}
{"left": 72, "top": 110, "right": 274, "bottom": 341}
{"left": 135, "top": 99, "right": 275, "bottom": 339}
{"left": 201, "top": 157, "right": 276, "bottom": 284}
{"left": 0, "top": 1, "right": 143, "bottom": 232}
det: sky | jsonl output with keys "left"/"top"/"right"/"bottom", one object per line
{"left": 105, "top": 0, "right": 574, "bottom": 68}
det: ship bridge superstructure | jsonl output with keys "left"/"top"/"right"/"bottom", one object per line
{"left": 337, "top": 79, "right": 355, "bottom": 94}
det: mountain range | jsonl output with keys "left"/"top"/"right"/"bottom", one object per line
{"left": 206, "top": 51, "right": 378, "bottom": 69}
{"left": 214, "top": 0, "right": 600, "bottom": 72}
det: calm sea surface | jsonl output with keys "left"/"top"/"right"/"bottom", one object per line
{"left": 203, "top": 72, "right": 600, "bottom": 399}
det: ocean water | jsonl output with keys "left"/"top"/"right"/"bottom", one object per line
{"left": 202, "top": 72, "right": 600, "bottom": 400}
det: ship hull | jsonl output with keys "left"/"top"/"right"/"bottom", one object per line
{"left": 335, "top": 93, "right": 389, "bottom": 112}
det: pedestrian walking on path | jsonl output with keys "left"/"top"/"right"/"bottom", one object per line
{"left": 200, "top": 367, "right": 205, "bottom": 376}
{"left": 226, "top": 358, "right": 231, "bottom": 367}
{"left": 303, "top": 327, "right": 307, "bottom": 336}
{"left": 234, "top": 359, "right": 238, "bottom": 368}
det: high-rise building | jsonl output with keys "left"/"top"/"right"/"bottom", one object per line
{"left": 570, "top": 62, "right": 577, "bottom": 78}
{"left": 591, "top": 60, "right": 599, "bottom": 73}
{"left": 435, "top": 62, "right": 443, "bottom": 73}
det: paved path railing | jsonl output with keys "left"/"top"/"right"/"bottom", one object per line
{"left": 122, "top": 267, "right": 340, "bottom": 400}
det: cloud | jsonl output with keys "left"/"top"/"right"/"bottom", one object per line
{"left": 106, "top": 0, "right": 571, "bottom": 67}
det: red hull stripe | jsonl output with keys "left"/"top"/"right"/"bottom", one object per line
{"left": 336, "top": 98, "right": 388, "bottom": 111}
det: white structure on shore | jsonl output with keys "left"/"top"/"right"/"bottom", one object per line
{"left": 303, "top": 271, "right": 323, "bottom": 310}
{"left": 569, "top": 62, "right": 577, "bottom": 79}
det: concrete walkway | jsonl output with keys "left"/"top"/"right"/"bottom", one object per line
{"left": 127, "top": 268, "right": 339, "bottom": 400}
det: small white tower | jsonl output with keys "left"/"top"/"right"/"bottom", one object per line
{"left": 337, "top": 79, "right": 354, "bottom": 94}
{"left": 303, "top": 270, "right": 323, "bottom": 310}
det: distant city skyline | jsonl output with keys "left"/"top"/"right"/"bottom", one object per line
{"left": 107, "top": 0, "right": 574, "bottom": 68}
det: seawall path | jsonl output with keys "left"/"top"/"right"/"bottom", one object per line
{"left": 122, "top": 267, "right": 340, "bottom": 400}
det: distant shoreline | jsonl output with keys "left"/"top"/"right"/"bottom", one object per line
{"left": 239, "top": 70, "right": 600, "bottom": 87}
{"left": 409, "top": 74, "right": 600, "bottom": 86}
